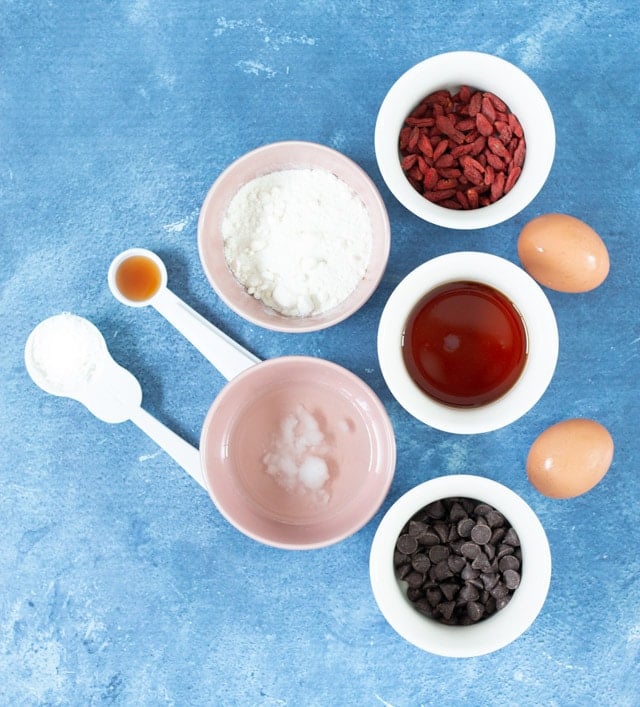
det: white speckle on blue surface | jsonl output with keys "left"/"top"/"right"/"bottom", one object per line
{"left": 214, "top": 16, "right": 316, "bottom": 46}
{"left": 163, "top": 217, "right": 190, "bottom": 233}
{"left": 494, "top": 2, "right": 604, "bottom": 69}
{"left": 236, "top": 60, "right": 277, "bottom": 78}
{"left": 139, "top": 450, "right": 162, "bottom": 462}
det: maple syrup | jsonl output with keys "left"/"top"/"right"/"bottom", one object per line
{"left": 402, "top": 281, "right": 527, "bottom": 408}
{"left": 115, "top": 255, "right": 162, "bottom": 302}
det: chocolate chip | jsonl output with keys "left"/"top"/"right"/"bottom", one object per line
{"left": 440, "top": 583, "right": 459, "bottom": 601}
{"left": 466, "top": 601, "right": 484, "bottom": 622}
{"left": 396, "top": 534, "right": 418, "bottom": 555}
{"left": 414, "top": 598, "right": 433, "bottom": 616}
{"left": 460, "top": 541, "right": 481, "bottom": 559}
{"left": 424, "top": 500, "right": 446, "bottom": 519}
{"left": 405, "top": 571, "right": 424, "bottom": 588}
{"left": 438, "top": 600, "right": 456, "bottom": 621}
{"left": 411, "top": 553, "right": 431, "bottom": 573}
{"left": 470, "top": 523, "right": 492, "bottom": 545}
{"left": 503, "top": 569, "right": 521, "bottom": 590}
{"left": 486, "top": 510, "right": 505, "bottom": 528}
{"left": 394, "top": 496, "right": 522, "bottom": 626}
{"left": 447, "top": 524, "right": 460, "bottom": 542}
{"left": 428, "top": 544, "right": 450, "bottom": 563}
{"left": 460, "top": 498, "right": 475, "bottom": 514}
{"left": 449, "top": 502, "right": 467, "bottom": 522}
{"left": 503, "top": 527, "right": 520, "bottom": 547}
{"left": 481, "top": 572, "right": 500, "bottom": 591}
{"left": 461, "top": 563, "right": 479, "bottom": 581}
{"left": 433, "top": 521, "right": 449, "bottom": 543}
{"left": 420, "top": 530, "right": 441, "bottom": 546}
{"left": 457, "top": 517, "right": 475, "bottom": 538}
{"left": 394, "top": 549, "right": 409, "bottom": 566}
{"left": 448, "top": 555, "right": 466, "bottom": 574}
{"left": 491, "top": 583, "right": 509, "bottom": 600}
{"left": 408, "top": 520, "right": 429, "bottom": 537}
{"left": 458, "top": 583, "right": 480, "bottom": 603}
{"left": 498, "top": 555, "right": 520, "bottom": 573}
{"left": 471, "top": 553, "right": 492, "bottom": 573}
{"left": 434, "top": 559, "right": 454, "bottom": 581}
{"left": 496, "top": 544, "right": 514, "bottom": 559}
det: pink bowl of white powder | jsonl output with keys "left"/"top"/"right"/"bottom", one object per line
{"left": 197, "top": 141, "right": 391, "bottom": 333}
{"left": 199, "top": 355, "right": 396, "bottom": 549}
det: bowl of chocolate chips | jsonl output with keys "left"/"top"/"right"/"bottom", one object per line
{"left": 369, "top": 474, "right": 551, "bottom": 657}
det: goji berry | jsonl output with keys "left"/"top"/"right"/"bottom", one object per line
{"left": 398, "top": 86, "right": 526, "bottom": 209}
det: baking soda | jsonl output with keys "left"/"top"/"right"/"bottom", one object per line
{"left": 26, "top": 313, "right": 104, "bottom": 394}
{"left": 262, "top": 404, "right": 331, "bottom": 502}
{"left": 222, "top": 168, "right": 373, "bottom": 317}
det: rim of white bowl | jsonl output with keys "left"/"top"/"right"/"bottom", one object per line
{"left": 369, "top": 475, "right": 552, "bottom": 657}
{"left": 374, "top": 51, "right": 555, "bottom": 229}
{"left": 377, "top": 252, "right": 558, "bottom": 434}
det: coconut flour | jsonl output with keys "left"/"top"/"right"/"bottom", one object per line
{"left": 221, "top": 168, "right": 373, "bottom": 317}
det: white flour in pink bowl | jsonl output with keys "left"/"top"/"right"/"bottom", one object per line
{"left": 221, "top": 168, "right": 373, "bottom": 317}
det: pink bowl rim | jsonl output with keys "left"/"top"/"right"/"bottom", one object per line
{"left": 197, "top": 140, "right": 391, "bottom": 333}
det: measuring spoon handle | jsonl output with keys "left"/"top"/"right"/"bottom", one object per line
{"left": 152, "top": 287, "right": 260, "bottom": 381}
{"left": 129, "top": 405, "right": 205, "bottom": 489}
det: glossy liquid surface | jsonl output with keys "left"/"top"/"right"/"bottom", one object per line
{"left": 115, "top": 255, "right": 162, "bottom": 302}
{"left": 402, "top": 281, "right": 527, "bottom": 407}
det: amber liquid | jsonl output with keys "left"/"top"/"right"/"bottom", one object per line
{"left": 115, "top": 255, "right": 162, "bottom": 301}
{"left": 402, "top": 281, "right": 527, "bottom": 408}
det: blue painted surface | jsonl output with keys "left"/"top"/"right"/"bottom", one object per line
{"left": 2, "top": 1, "right": 639, "bottom": 705}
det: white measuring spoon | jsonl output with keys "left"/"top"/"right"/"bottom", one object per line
{"left": 108, "top": 248, "right": 259, "bottom": 381}
{"left": 25, "top": 313, "right": 205, "bottom": 489}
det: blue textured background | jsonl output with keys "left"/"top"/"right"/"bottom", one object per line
{"left": 2, "top": 1, "right": 639, "bottom": 705}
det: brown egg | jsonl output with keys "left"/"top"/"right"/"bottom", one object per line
{"left": 517, "top": 213, "right": 610, "bottom": 292}
{"left": 526, "top": 418, "right": 614, "bottom": 498}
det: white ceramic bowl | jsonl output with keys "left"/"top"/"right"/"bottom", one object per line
{"left": 375, "top": 51, "right": 555, "bottom": 229}
{"left": 369, "top": 475, "right": 552, "bottom": 657}
{"left": 198, "top": 141, "right": 391, "bottom": 333}
{"left": 377, "top": 252, "right": 558, "bottom": 434}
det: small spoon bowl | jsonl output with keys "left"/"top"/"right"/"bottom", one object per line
{"left": 108, "top": 247, "right": 168, "bottom": 307}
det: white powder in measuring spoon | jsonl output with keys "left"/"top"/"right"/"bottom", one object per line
{"left": 26, "top": 313, "right": 105, "bottom": 395}
{"left": 222, "top": 168, "right": 373, "bottom": 317}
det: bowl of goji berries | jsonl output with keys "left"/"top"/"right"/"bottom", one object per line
{"left": 375, "top": 51, "right": 555, "bottom": 229}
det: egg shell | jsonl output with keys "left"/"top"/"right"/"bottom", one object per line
{"left": 517, "top": 213, "right": 610, "bottom": 293}
{"left": 526, "top": 418, "right": 614, "bottom": 499}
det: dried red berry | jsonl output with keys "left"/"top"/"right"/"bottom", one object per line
{"left": 399, "top": 86, "right": 526, "bottom": 209}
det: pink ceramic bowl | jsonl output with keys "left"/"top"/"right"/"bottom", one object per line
{"left": 199, "top": 356, "right": 396, "bottom": 549}
{"left": 197, "top": 141, "right": 390, "bottom": 333}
